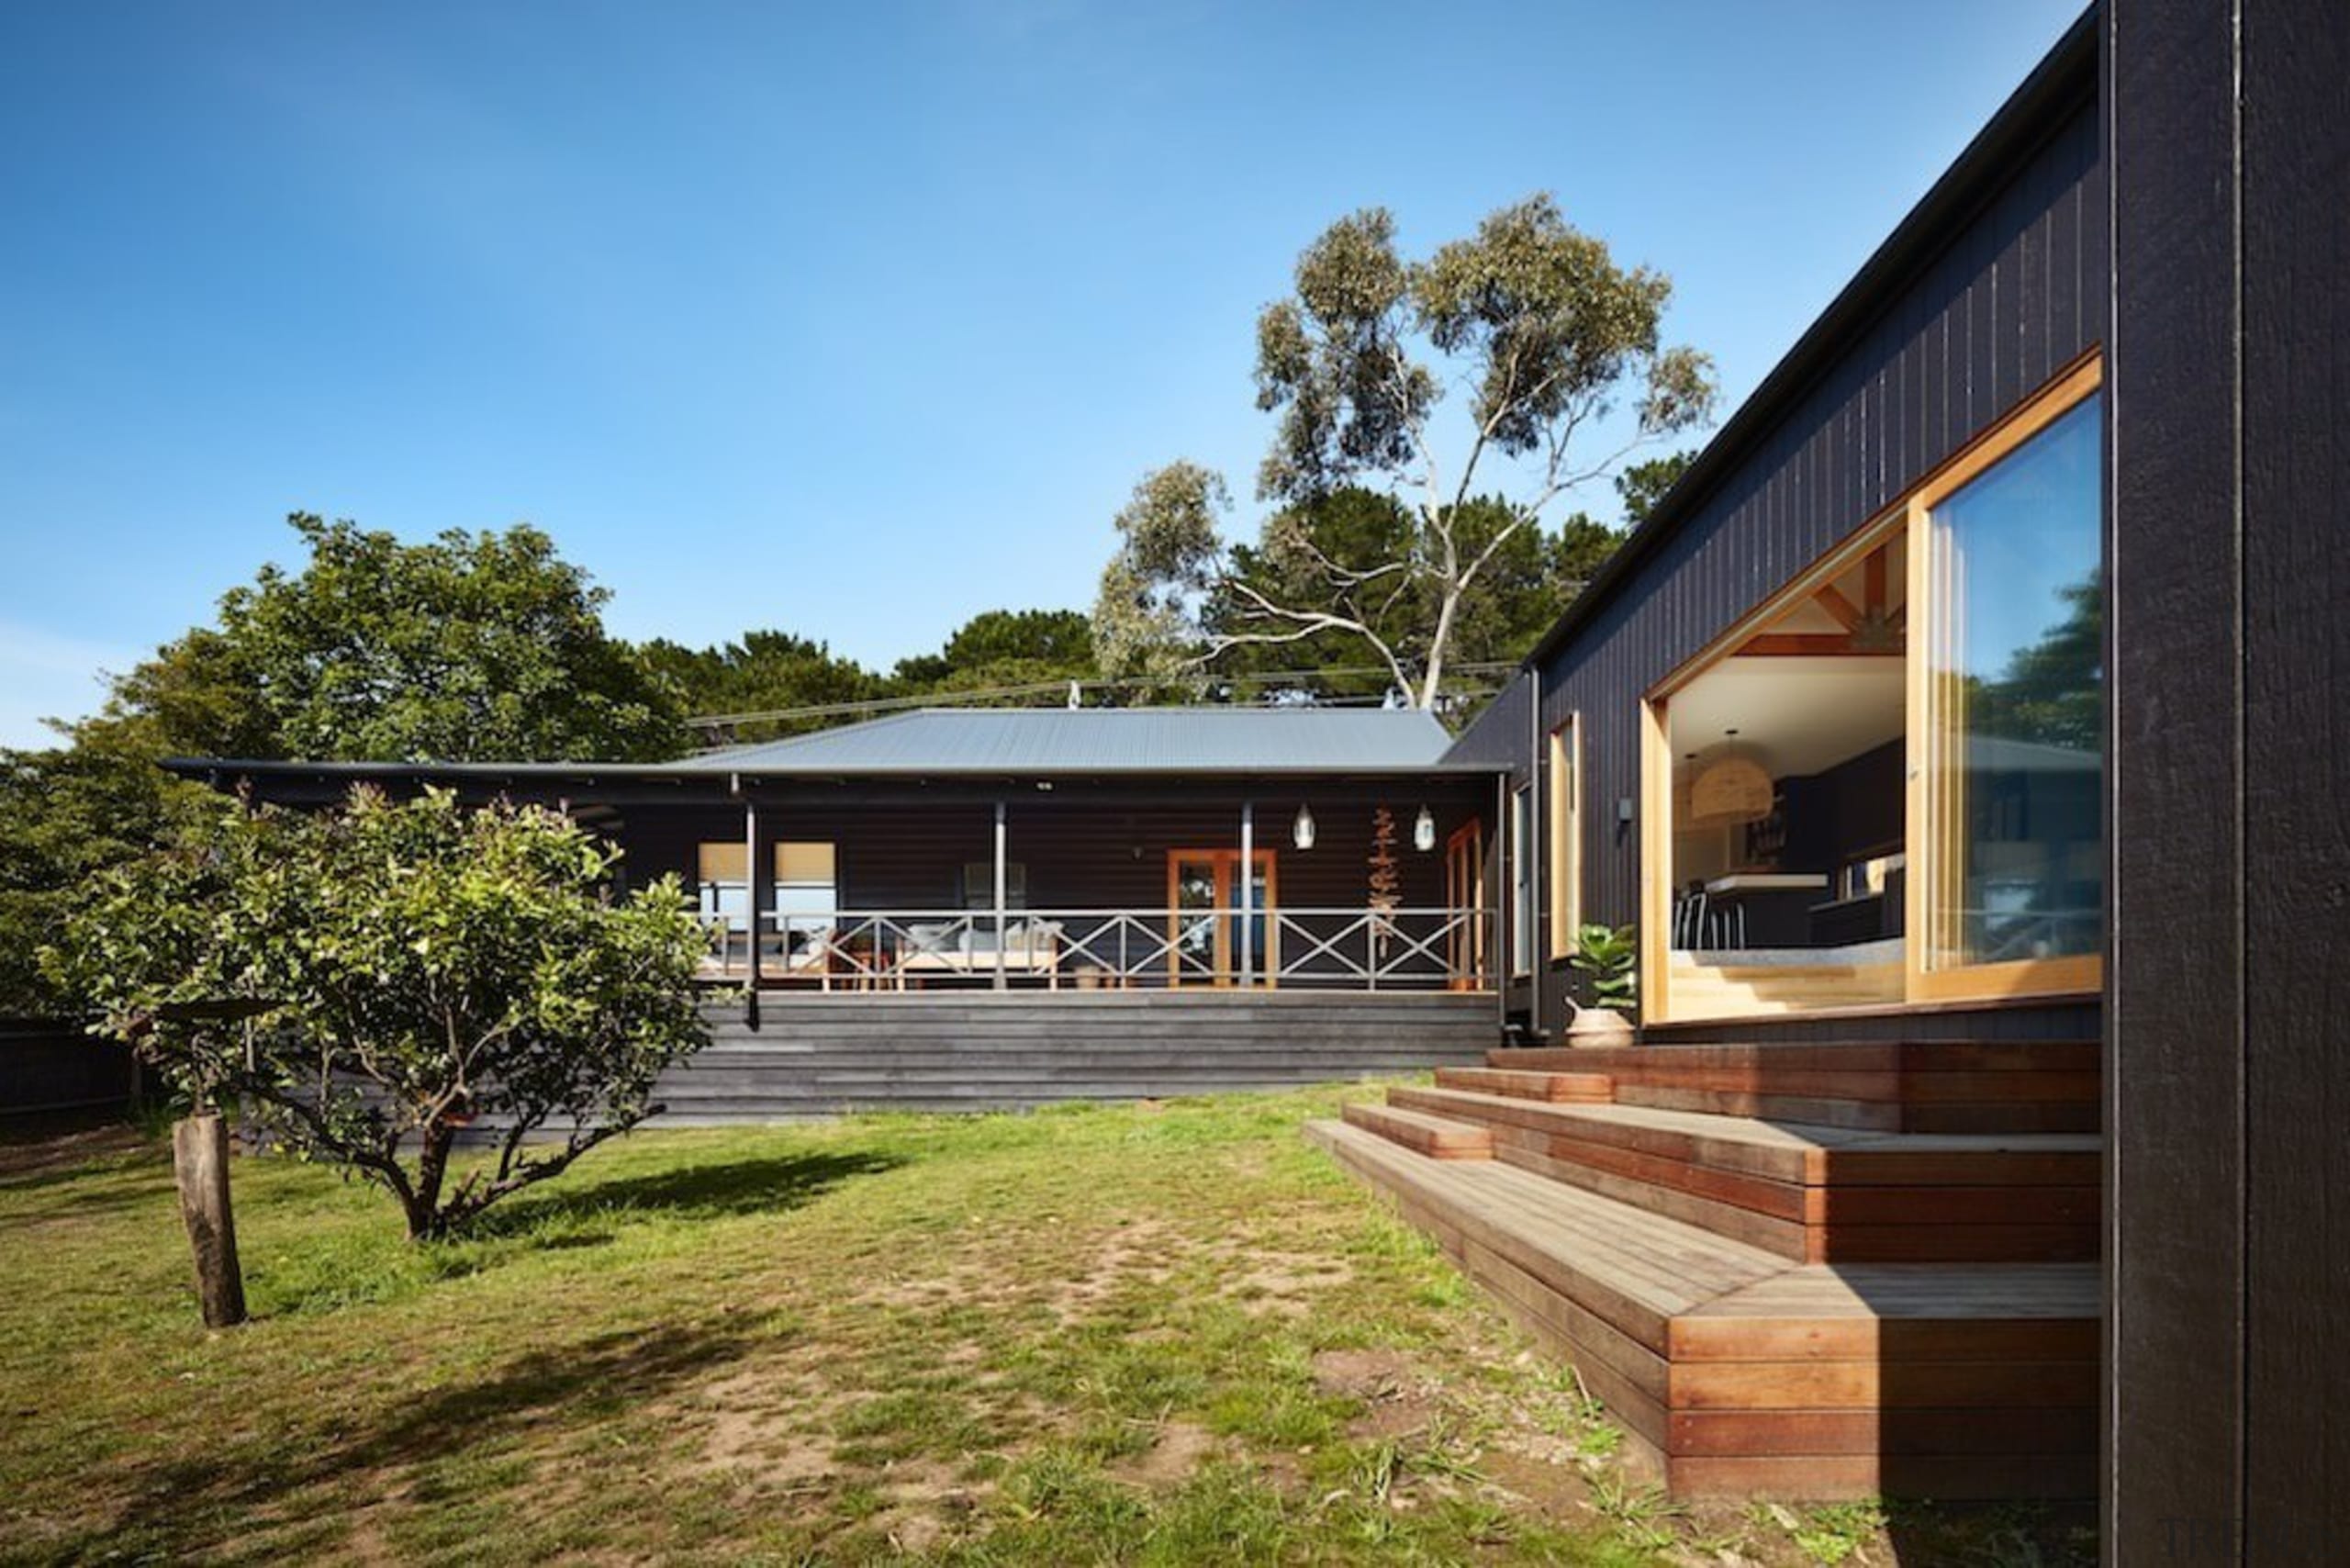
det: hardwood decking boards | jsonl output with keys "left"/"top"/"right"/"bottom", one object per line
{"left": 1309, "top": 1034, "right": 2102, "bottom": 1500}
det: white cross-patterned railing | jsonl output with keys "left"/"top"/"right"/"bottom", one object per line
{"left": 694, "top": 905, "right": 1493, "bottom": 993}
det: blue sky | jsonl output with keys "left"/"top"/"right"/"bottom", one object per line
{"left": 0, "top": 0, "right": 2087, "bottom": 746}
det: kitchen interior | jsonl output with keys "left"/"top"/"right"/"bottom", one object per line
{"left": 1662, "top": 537, "right": 1909, "bottom": 1011}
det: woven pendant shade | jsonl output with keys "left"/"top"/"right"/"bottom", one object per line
{"left": 1687, "top": 752, "right": 1774, "bottom": 826}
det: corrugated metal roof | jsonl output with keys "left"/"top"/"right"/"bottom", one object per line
{"left": 700, "top": 707, "right": 1469, "bottom": 775}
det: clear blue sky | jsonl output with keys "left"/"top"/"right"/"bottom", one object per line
{"left": 0, "top": 0, "right": 2087, "bottom": 746}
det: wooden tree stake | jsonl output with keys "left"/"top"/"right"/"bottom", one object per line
{"left": 172, "top": 1114, "right": 248, "bottom": 1328}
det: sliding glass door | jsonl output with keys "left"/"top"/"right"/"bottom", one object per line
{"left": 1909, "top": 364, "right": 2104, "bottom": 1000}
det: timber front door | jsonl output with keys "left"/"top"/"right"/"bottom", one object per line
{"left": 1167, "top": 850, "right": 1278, "bottom": 987}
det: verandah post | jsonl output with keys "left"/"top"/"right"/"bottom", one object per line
{"left": 992, "top": 800, "right": 1008, "bottom": 991}
{"left": 1238, "top": 800, "right": 1254, "bottom": 987}
{"left": 744, "top": 795, "right": 766, "bottom": 1027}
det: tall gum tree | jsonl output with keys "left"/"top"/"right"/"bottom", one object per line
{"left": 1095, "top": 196, "right": 1715, "bottom": 708}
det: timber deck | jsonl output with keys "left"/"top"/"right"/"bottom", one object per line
{"left": 1309, "top": 1036, "right": 2099, "bottom": 1499}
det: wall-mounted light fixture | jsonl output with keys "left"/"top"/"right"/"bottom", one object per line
{"left": 1292, "top": 803, "right": 1316, "bottom": 850}
{"left": 1413, "top": 805, "right": 1437, "bottom": 852}
{"left": 1617, "top": 797, "right": 1637, "bottom": 823}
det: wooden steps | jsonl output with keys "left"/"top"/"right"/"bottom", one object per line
{"left": 1385, "top": 1086, "right": 2098, "bottom": 1263}
{"left": 1310, "top": 1118, "right": 2098, "bottom": 1498}
{"left": 656, "top": 994, "right": 1492, "bottom": 1119}
{"left": 1308, "top": 1031, "right": 2103, "bottom": 1499}
{"left": 1490, "top": 1040, "right": 2100, "bottom": 1134}
{"left": 1339, "top": 1101, "right": 1493, "bottom": 1159}
{"left": 1432, "top": 1066, "right": 1612, "bottom": 1103}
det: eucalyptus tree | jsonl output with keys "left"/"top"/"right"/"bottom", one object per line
{"left": 1095, "top": 196, "right": 1716, "bottom": 707}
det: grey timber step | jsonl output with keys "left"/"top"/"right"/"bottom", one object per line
{"left": 665, "top": 988, "right": 1495, "bottom": 1116}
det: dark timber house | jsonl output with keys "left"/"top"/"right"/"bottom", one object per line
{"left": 177, "top": 0, "right": 2343, "bottom": 1548}
{"left": 1314, "top": 0, "right": 2347, "bottom": 1544}
{"left": 181, "top": 708, "right": 1514, "bottom": 1113}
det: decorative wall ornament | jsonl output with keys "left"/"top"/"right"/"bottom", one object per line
{"left": 1368, "top": 806, "right": 1403, "bottom": 958}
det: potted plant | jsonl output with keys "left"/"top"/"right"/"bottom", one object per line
{"left": 1564, "top": 923, "right": 1638, "bottom": 1044}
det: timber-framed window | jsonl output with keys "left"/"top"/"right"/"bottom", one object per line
{"left": 1547, "top": 717, "right": 1583, "bottom": 960}
{"left": 1635, "top": 353, "right": 2104, "bottom": 1021}
{"left": 1508, "top": 785, "right": 1535, "bottom": 978}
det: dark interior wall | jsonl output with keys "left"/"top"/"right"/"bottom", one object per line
{"left": 1511, "top": 87, "right": 2104, "bottom": 1025}
{"left": 2106, "top": 2, "right": 2347, "bottom": 1562}
{"left": 1778, "top": 739, "right": 1906, "bottom": 875}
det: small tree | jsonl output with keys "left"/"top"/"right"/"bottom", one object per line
{"left": 47, "top": 788, "right": 711, "bottom": 1241}
{"left": 1095, "top": 196, "right": 1716, "bottom": 707}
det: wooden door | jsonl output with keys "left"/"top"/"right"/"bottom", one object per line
{"left": 1166, "top": 850, "right": 1278, "bottom": 987}
{"left": 1444, "top": 822, "right": 1487, "bottom": 991}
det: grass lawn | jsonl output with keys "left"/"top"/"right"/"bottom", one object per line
{"left": 0, "top": 1085, "right": 2093, "bottom": 1566}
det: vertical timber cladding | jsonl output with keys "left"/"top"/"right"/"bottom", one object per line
{"left": 2108, "top": 1, "right": 2350, "bottom": 1562}
{"left": 1507, "top": 61, "right": 2102, "bottom": 1028}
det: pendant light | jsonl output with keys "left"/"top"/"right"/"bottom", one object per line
{"left": 1413, "top": 805, "right": 1437, "bottom": 852}
{"left": 1292, "top": 802, "right": 1316, "bottom": 850}
{"left": 1687, "top": 729, "right": 1774, "bottom": 828}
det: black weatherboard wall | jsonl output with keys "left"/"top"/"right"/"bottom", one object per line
{"left": 2105, "top": 1, "right": 2347, "bottom": 1562}
{"left": 1451, "top": 17, "right": 2106, "bottom": 1026}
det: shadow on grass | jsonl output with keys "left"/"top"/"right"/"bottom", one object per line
{"left": 77, "top": 1322, "right": 759, "bottom": 1560}
{"left": 464, "top": 1147, "right": 909, "bottom": 1238}
{"left": 0, "top": 1111, "right": 153, "bottom": 1182}
{"left": 0, "top": 1127, "right": 173, "bottom": 1216}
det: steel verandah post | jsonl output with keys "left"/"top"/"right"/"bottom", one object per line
{"left": 993, "top": 800, "right": 1008, "bottom": 992}
{"left": 743, "top": 790, "right": 763, "bottom": 1029}
{"left": 1239, "top": 800, "right": 1254, "bottom": 987}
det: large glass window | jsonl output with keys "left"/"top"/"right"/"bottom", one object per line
{"left": 1920, "top": 396, "right": 2103, "bottom": 975}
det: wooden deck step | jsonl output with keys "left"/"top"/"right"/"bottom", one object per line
{"left": 1432, "top": 1066, "right": 1613, "bottom": 1103}
{"left": 1382, "top": 1086, "right": 2099, "bottom": 1263}
{"left": 1487, "top": 1039, "right": 2100, "bottom": 1135}
{"left": 1307, "top": 1118, "right": 2098, "bottom": 1499}
{"left": 1339, "top": 1101, "right": 1494, "bottom": 1159}
{"left": 1311, "top": 1117, "right": 1788, "bottom": 1365}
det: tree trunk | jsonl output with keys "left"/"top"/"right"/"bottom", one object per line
{"left": 407, "top": 1120, "right": 457, "bottom": 1241}
{"left": 172, "top": 1114, "right": 247, "bottom": 1328}
{"left": 1418, "top": 585, "right": 1461, "bottom": 709}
